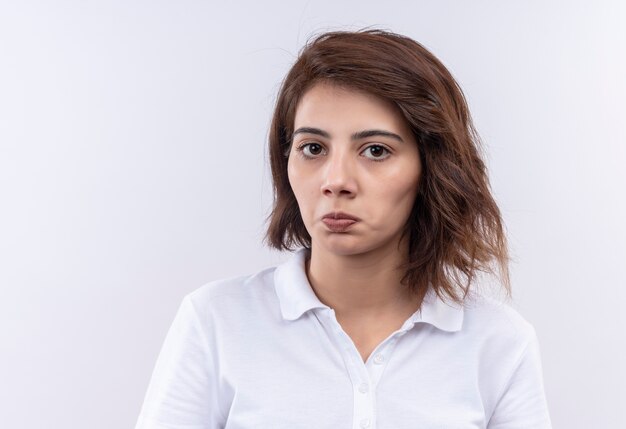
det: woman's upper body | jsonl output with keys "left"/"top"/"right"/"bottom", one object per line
{"left": 134, "top": 247, "right": 552, "bottom": 429}
{"left": 136, "top": 28, "right": 553, "bottom": 428}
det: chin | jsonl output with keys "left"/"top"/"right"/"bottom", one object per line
{"left": 315, "top": 236, "right": 369, "bottom": 256}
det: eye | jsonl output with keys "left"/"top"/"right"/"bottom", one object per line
{"left": 295, "top": 142, "right": 391, "bottom": 163}
{"left": 362, "top": 145, "right": 391, "bottom": 162}
{"left": 299, "top": 142, "right": 324, "bottom": 157}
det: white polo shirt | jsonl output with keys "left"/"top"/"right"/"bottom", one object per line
{"left": 135, "top": 247, "right": 552, "bottom": 429}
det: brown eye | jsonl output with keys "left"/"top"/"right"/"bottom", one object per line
{"left": 296, "top": 143, "right": 325, "bottom": 158}
{"left": 363, "top": 145, "right": 391, "bottom": 162}
{"left": 368, "top": 146, "right": 385, "bottom": 157}
{"left": 306, "top": 143, "right": 323, "bottom": 155}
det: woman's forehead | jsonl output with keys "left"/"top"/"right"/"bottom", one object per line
{"left": 294, "top": 82, "right": 411, "bottom": 137}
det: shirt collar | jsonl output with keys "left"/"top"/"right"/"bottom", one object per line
{"left": 273, "top": 247, "right": 464, "bottom": 333}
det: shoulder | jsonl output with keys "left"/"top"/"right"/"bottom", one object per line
{"left": 458, "top": 294, "right": 551, "bottom": 424}
{"left": 182, "top": 264, "right": 281, "bottom": 322}
{"left": 460, "top": 292, "right": 538, "bottom": 350}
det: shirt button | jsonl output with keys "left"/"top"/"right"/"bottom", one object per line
{"left": 358, "top": 382, "right": 369, "bottom": 393}
{"left": 373, "top": 354, "right": 385, "bottom": 364}
{"left": 360, "top": 418, "right": 371, "bottom": 428}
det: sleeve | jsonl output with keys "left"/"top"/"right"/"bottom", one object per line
{"left": 134, "top": 295, "right": 224, "bottom": 429}
{"left": 487, "top": 328, "right": 553, "bottom": 429}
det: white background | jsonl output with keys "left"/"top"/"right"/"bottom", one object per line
{"left": 1, "top": 1, "right": 624, "bottom": 428}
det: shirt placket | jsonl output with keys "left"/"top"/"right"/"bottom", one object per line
{"left": 316, "top": 307, "right": 416, "bottom": 429}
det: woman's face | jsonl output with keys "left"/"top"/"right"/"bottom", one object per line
{"left": 287, "top": 81, "right": 422, "bottom": 256}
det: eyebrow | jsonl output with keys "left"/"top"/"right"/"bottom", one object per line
{"left": 291, "top": 127, "right": 405, "bottom": 143}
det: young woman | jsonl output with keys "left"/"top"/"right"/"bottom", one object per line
{"left": 135, "top": 28, "right": 552, "bottom": 428}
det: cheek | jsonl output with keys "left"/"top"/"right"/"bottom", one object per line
{"left": 287, "top": 162, "right": 313, "bottom": 206}
{"left": 287, "top": 160, "right": 301, "bottom": 193}
{"left": 382, "top": 182, "right": 419, "bottom": 205}
{"left": 375, "top": 166, "right": 421, "bottom": 203}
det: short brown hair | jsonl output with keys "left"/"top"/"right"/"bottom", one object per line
{"left": 263, "top": 28, "right": 511, "bottom": 306}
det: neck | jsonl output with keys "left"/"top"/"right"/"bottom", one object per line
{"left": 305, "top": 235, "right": 420, "bottom": 320}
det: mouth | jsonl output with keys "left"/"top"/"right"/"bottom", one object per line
{"left": 322, "top": 211, "right": 361, "bottom": 221}
{"left": 321, "top": 217, "right": 359, "bottom": 232}
{"left": 321, "top": 211, "right": 360, "bottom": 232}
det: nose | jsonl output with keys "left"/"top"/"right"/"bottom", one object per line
{"left": 320, "top": 149, "right": 357, "bottom": 197}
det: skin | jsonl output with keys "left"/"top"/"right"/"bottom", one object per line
{"left": 287, "top": 81, "right": 424, "bottom": 361}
